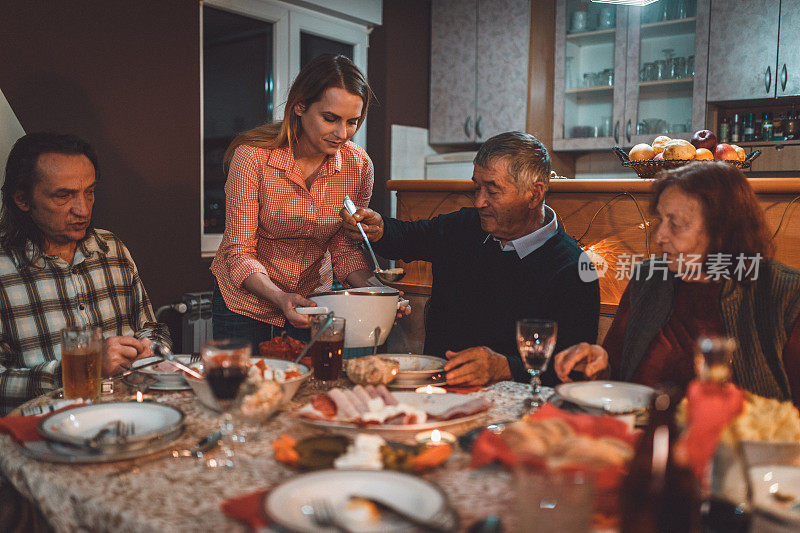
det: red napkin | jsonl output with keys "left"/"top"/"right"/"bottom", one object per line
{"left": 220, "top": 489, "right": 269, "bottom": 529}
{"left": 0, "top": 404, "right": 87, "bottom": 443}
{"left": 0, "top": 414, "right": 47, "bottom": 442}
{"left": 679, "top": 380, "right": 745, "bottom": 485}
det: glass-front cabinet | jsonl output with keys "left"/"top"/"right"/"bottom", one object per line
{"left": 553, "top": 0, "right": 709, "bottom": 151}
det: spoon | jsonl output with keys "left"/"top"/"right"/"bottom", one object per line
{"left": 343, "top": 195, "right": 405, "bottom": 283}
{"left": 294, "top": 313, "right": 335, "bottom": 364}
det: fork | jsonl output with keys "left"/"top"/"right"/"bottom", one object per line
{"left": 309, "top": 499, "right": 351, "bottom": 533}
{"left": 86, "top": 420, "right": 134, "bottom": 451}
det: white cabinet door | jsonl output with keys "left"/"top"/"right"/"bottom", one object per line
{"left": 475, "top": 0, "right": 530, "bottom": 142}
{"left": 777, "top": 0, "right": 800, "bottom": 97}
{"left": 707, "top": 0, "right": 780, "bottom": 101}
{"left": 429, "top": 0, "right": 477, "bottom": 144}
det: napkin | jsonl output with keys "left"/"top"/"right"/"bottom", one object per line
{"left": 220, "top": 489, "right": 269, "bottom": 529}
{"left": 678, "top": 380, "right": 745, "bottom": 484}
{"left": 0, "top": 403, "right": 84, "bottom": 443}
{"left": 0, "top": 414, "right": 46, "bottom": 442}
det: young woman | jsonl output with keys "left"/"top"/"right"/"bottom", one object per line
{"left": 210, "top": 54, "right": 377, "bottom": 348}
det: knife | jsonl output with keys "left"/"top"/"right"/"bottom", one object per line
{"left": 107, "top": 430, "right": 222, "bottom": 477}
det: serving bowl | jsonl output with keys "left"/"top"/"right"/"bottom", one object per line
{"left": 185, "top": 357, "right": 311, "bottom": 412}
{"left": 308, "top": 286, "right": 400, "bottom": 348}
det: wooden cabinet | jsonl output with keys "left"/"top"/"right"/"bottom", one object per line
{"left": 708, "top": 0, "right": 800, "bottom": 101}
{"left": 429, "top": 0, "right": 530, "bottom": 145}
{"left": 553, "top": 0, "right": 710, "bottom": 151}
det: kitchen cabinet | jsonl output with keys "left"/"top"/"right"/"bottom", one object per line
{"left": 707, "top": 0, "right": 800, "bottom": 100}
{"left": 553, "top": 0, "right": 710, "bottom": 151}
{"left": 429, "top": 0, "right": 530, "bottom": 145}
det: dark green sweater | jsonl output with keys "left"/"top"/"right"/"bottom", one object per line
{"left": 373, "top": 207, "right": 600, "bottom": 383}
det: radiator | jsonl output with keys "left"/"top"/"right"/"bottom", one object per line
{"left": 181, "top": 292, "right": 213, "bottom": 353}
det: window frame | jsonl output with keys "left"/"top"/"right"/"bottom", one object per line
{"left": 200, "top": 0, "right": 369, "bottom": 256}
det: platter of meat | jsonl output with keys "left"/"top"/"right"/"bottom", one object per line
{"left": 296, "top": 385, "right": 490, "bottom": 431}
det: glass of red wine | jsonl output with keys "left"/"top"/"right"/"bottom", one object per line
{"left": 201, "top": 338, "right": 251, "bottom": 468}
{"left": 516, "top": 319, "right": 558, "bottom": 409}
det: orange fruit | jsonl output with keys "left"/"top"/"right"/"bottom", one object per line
{"left": 695, "top": 148, "right": 714, "bottom": 160}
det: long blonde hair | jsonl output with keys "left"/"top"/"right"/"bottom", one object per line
{"left": 224, "top": 54, "right": 374, "bottom": 167}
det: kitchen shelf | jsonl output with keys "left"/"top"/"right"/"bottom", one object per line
{"left": 734, "top": 139, "right": 800, "bottom": 148}
{"left": 640, "top": 17, "right": 696, "bottom": 39}
{"left": 638, "top": 77, "right": 694, "bottom": 89}
{"left": 565, "top": 84, "right": 614, "bottom": 95}
{"left": 565, "top": 27, "right": 615, "bottom": 46}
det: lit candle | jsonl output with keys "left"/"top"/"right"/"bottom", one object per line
{"left": 136, "top": 391, "right": 143, "bottom": 402}
{"left": 415, "top": 429, "right": 456, "bottom": 446}
{"left": 415, "top": 385, "right": 447, "bottom": 394}
{"left": 126, "top": 391, "right": 154, "bottom": 402}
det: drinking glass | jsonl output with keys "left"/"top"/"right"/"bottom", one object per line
{"left": 61, "top": 326, "right": 103, "bottom": 400}
{"left": 309, "top": 315, "right": 346, "bottom": 388}
{"left": 695, "top": 336, "right": 736, "bottom": 384}
{"left": 201, "top": 338, "right": 251, "bottom": 468}
{"left": 516, "top": 319, "right": 557, "bottom": 408}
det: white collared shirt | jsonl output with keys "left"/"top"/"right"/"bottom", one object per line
{"left": 485, "top": 204, "right": 559, "bottom": 259}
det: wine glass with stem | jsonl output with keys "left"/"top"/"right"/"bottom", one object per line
{"left": 201, "top": 338, "right": 251, "bottom": 469}
{"left": 516, "top": 319, "right": 558, "bottom": 410}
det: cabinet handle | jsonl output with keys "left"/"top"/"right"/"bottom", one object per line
{"left": 625, "top": 120, "right": 631, "bottom": 143}
{"left": 475, "top": 116, "right": 483, "bottom": 139}
{"left": 781, "top": 64, "right": 788, "bottom": 92}
{"left": 464, "top": 116, "right": 472, "bottom": 138}
{"left": 614, "top": 120, "right": 620, "bottom": 144}
{"left": 765, "top": 66, "right": 772, "bottom": 94}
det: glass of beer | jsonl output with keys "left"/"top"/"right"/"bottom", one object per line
{"left": 309, "top": 314, "right": 346, "bottom": 385}
{"left": 61, "top": 326, "right": 103, "bottom": 400}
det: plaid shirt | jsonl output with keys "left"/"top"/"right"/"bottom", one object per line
{"left": 211, "top": 141, "right": 373, "bottom": 326}
{"left": 0, "top": 229, "right": 170, "bottom": 415}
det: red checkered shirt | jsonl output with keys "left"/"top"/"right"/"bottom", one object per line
{"left": 210, "top": 141, "right": 373, "bottom": 326}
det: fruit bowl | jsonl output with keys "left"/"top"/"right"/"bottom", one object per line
{"left": 612, "top": 146, "right": 760, "bottom": 178}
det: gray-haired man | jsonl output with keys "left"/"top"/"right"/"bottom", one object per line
{"left": 340, "top": 131, "right": 599, "bottom": 386}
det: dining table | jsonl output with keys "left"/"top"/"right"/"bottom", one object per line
{"left": 0, "top": 378, "right": 536, "bottom": 533}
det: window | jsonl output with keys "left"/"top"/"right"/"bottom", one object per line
{"left": 201, "top": 0, "right": 369, "bottom": 255}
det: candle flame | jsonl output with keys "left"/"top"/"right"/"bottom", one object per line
{"left": 431, "top": 429, "right": 441, "bottom": 443}
{"left": 415, "top": 385, "right": 447, "bottom": 394}
{"left": 136, "top": 391, "right": 143, "bottom": 402}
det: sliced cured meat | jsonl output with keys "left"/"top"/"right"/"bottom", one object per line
{"left": 427, "top": 397, "right": 489, "bottom": 420}
{"left": 376, "top": 385, "right": 398, "bottom": 406}
{"left": 328, "top": 389, "right": 360, "bottom": 419}
{"left": 310, "top": 394, "right": 336, "bottom": 418}
{"left": 364, "top": 385, "right": 381, "bottom": 399}
{"left": 352, "top": 385, "right": 373, "bottom": 409}
{"left": 345, "top": 388, "right": 369, "bottom": 413}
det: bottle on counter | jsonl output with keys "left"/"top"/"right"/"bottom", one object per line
{"left": 753, "top": 114, "right": 763, "bottom": 142}
{"left": 731, "top": 113, "right": 741, "bottom": 143}
{"left": 719, "top": 114, "right": 730, "bottom": 143}
{"left": 762, "top": 112, "right": 773, "bottom": 142}
{"left": 620, "top": 390, "right": 702, "bottom": 533}
{"left": 773, "top": 112, "right": 786, "bottom": 140}
{"left": 787, "top": 107, "right": 798, "bottom": 140}
{"left": 743, "top": 113, "right": 755, "bottom": 142}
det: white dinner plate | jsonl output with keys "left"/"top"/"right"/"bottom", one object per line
{"left": 263, "top": 469, "right": 451, "bottom": 532}
{"left": 18, "top": 425, "right": 184, "bottom": 464}
{"left": 554, "top": 381, "right": 655, "bottom": 414}
{"left": 37, "top": 401, "right": 184, "bottom": 450}
{"left": 297, "top": 391, "right": 488, "bottom": 432}
{"left": 378, "top": 354, "right": 446, "bottom": 389}
{"left": 133, "top": 355, "right": 194, "bottom": 388}
{"left": 750, "top": 465, "right": 800, "bottom": 526}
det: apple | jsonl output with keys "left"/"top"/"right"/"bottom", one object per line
{"left": 715, "top": 143, "right": 738, "bottom": 161}
{"left": 691, "top": 129, "right": 717, "bottom": 151}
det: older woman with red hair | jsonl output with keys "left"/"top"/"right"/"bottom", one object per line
{"left": 554, "top": 162, "right": 800, "bottom": 403}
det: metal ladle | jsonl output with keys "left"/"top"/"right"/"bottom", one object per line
{"left": 343, "top": 195, "right": 405, "bottom": 284}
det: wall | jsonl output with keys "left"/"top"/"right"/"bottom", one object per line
{"left": 366, "top": 0, "right": 431, "bottom": 215}
{"left": 0, "top": 1, "right": 213, "bottom": 317}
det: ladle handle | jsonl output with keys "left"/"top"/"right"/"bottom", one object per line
{"left": 344, "top": 196, "right": 382, "bottom": 271}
